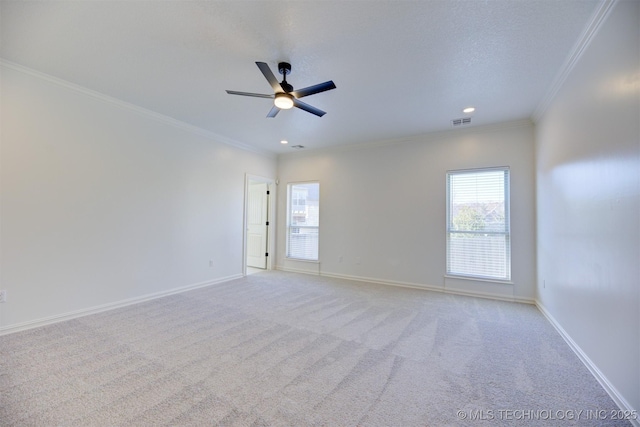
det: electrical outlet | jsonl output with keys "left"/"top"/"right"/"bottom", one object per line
{"left": 0, "top": 290, "right": 6, "bottom": 303}
{"left": 209, "top": 260, "right": 214, "bottom": 267}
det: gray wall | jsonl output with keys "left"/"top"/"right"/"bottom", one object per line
{"left": 536, "top": 0, "right": 639, "bottom": 413}
{"left": 276, "top": 121, "right": 536, "bottom": 302}
{"left": 0, "top": 64, "right": 276, "bottom": 329}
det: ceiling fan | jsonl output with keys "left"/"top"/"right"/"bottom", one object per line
{"left": 226, "top": 62, "right": 336, "bottom": 118}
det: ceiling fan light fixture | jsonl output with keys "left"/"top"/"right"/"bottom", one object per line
{"left": 274, "top": 93, "right": 294, "bottom": 109}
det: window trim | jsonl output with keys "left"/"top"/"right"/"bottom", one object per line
{"left": 286, "top": 181, "right": 320, "bottom": 261}
{"left": 446, "top": 166, "right": 511, "bottom": 282}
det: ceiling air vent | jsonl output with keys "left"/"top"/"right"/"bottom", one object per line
{"left": 290, "top": 145, "right": 305, "bottom": 149}
{"left": 451, "top": 117, "right": 472, "bottom": 127}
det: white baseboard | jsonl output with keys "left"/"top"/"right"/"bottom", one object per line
{"left": 0, "top": 274, "right": 243, "bottom": 336}
{"left": 275, "top": 265, "right": 321, "bottom": 276}
{"left": 536, "top": 301, "right": 639, "bottom": 427}
{"left": 275, "top": 266, "right": 535, "bottom": 305}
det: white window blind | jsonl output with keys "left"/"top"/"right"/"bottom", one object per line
{"left": 446, "top": 168, "right": 510, "bottom": 281}
{"left": 287, "top": 182, "right": 319, "bottom": 260}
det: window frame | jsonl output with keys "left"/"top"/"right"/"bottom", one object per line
{"left": 286, "top": 181, "right": 320, "bottom": 261}
{"left": 446, "top": 167, "right": 511, "bottom": 282}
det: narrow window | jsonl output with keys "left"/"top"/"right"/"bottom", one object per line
{"left": 287, "top": 182, "right": 319, "bottom": 260}
{"left": 446, "top": 168, "right": 510, "bottom": 281}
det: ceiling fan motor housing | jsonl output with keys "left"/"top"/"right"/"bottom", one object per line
{"left": 278, "top": 62, "right": 291, "bottom": 76}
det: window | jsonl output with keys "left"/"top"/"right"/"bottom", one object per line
{"left": 287, "top": 182, "right": 319, "bottom": 260}
{"left": 446, "top": 167, "right": 510, "bottom": 281}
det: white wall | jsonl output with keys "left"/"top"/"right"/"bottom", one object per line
{"left": 276, "top": 121, "right": 536, "bottom": 302}
{"left": 0, "top": 64, "right": 276, "bottom": 330}
{"left": 536, "top": 0, "right": 639, "bottom": 413}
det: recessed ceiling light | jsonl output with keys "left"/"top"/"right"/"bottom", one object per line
{"left": 280, "top": 140, "right": 288, "bottom": 145}
{"left": 463, "top": 107, "right": 476, "bottom": 114}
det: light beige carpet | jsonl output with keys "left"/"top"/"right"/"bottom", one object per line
{"left": 0, "top": 271, "right": 630, "bottom": 426}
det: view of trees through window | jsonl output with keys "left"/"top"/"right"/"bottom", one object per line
{"left": 447, "top": 168, "right": 510, "bottom": 280}
{"left": 287, "top": 182, "right": 319, "bottom": 260}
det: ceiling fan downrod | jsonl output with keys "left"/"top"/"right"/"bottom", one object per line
{"left": 278, "top": 62, "right": 293, "bottom": 93}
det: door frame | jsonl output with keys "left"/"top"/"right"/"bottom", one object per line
{"left": 243, "top": 174, "right": 276, "bottom": 275}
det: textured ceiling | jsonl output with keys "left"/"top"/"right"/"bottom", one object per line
{"left": 1, "top": 0, "right": 600, "bottom": 154}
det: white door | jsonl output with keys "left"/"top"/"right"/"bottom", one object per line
{"left": 247, "top": 181, "right": 269, "bottom": 269}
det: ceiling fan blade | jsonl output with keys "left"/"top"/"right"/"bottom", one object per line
{"left": 266, "top": 105, "right": 280, "bottom": 118}
{"left": 291, "top": 80, "right": 336, "bottom": 99}
{"left": 256, "top": 62, "right": 284, "bottom": 93}
{"left": 293, "top": 98, "right": 326, "bottom": 117}
{"left": 226, "top": 90, "right": 274, "bottom": 99}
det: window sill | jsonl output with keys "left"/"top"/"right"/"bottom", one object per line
{"left": 286, "top": 257, "right": 320, "bottom": 264}
{"left": 444, "top": 274, "right": 513, "bottom": 285}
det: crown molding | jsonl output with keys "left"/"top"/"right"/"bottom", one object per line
{"left": 0, "top": 59, "right": 275, "bottom": 159}
{"left": 532, "top": 0, "right": 616, "bottom": 122}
